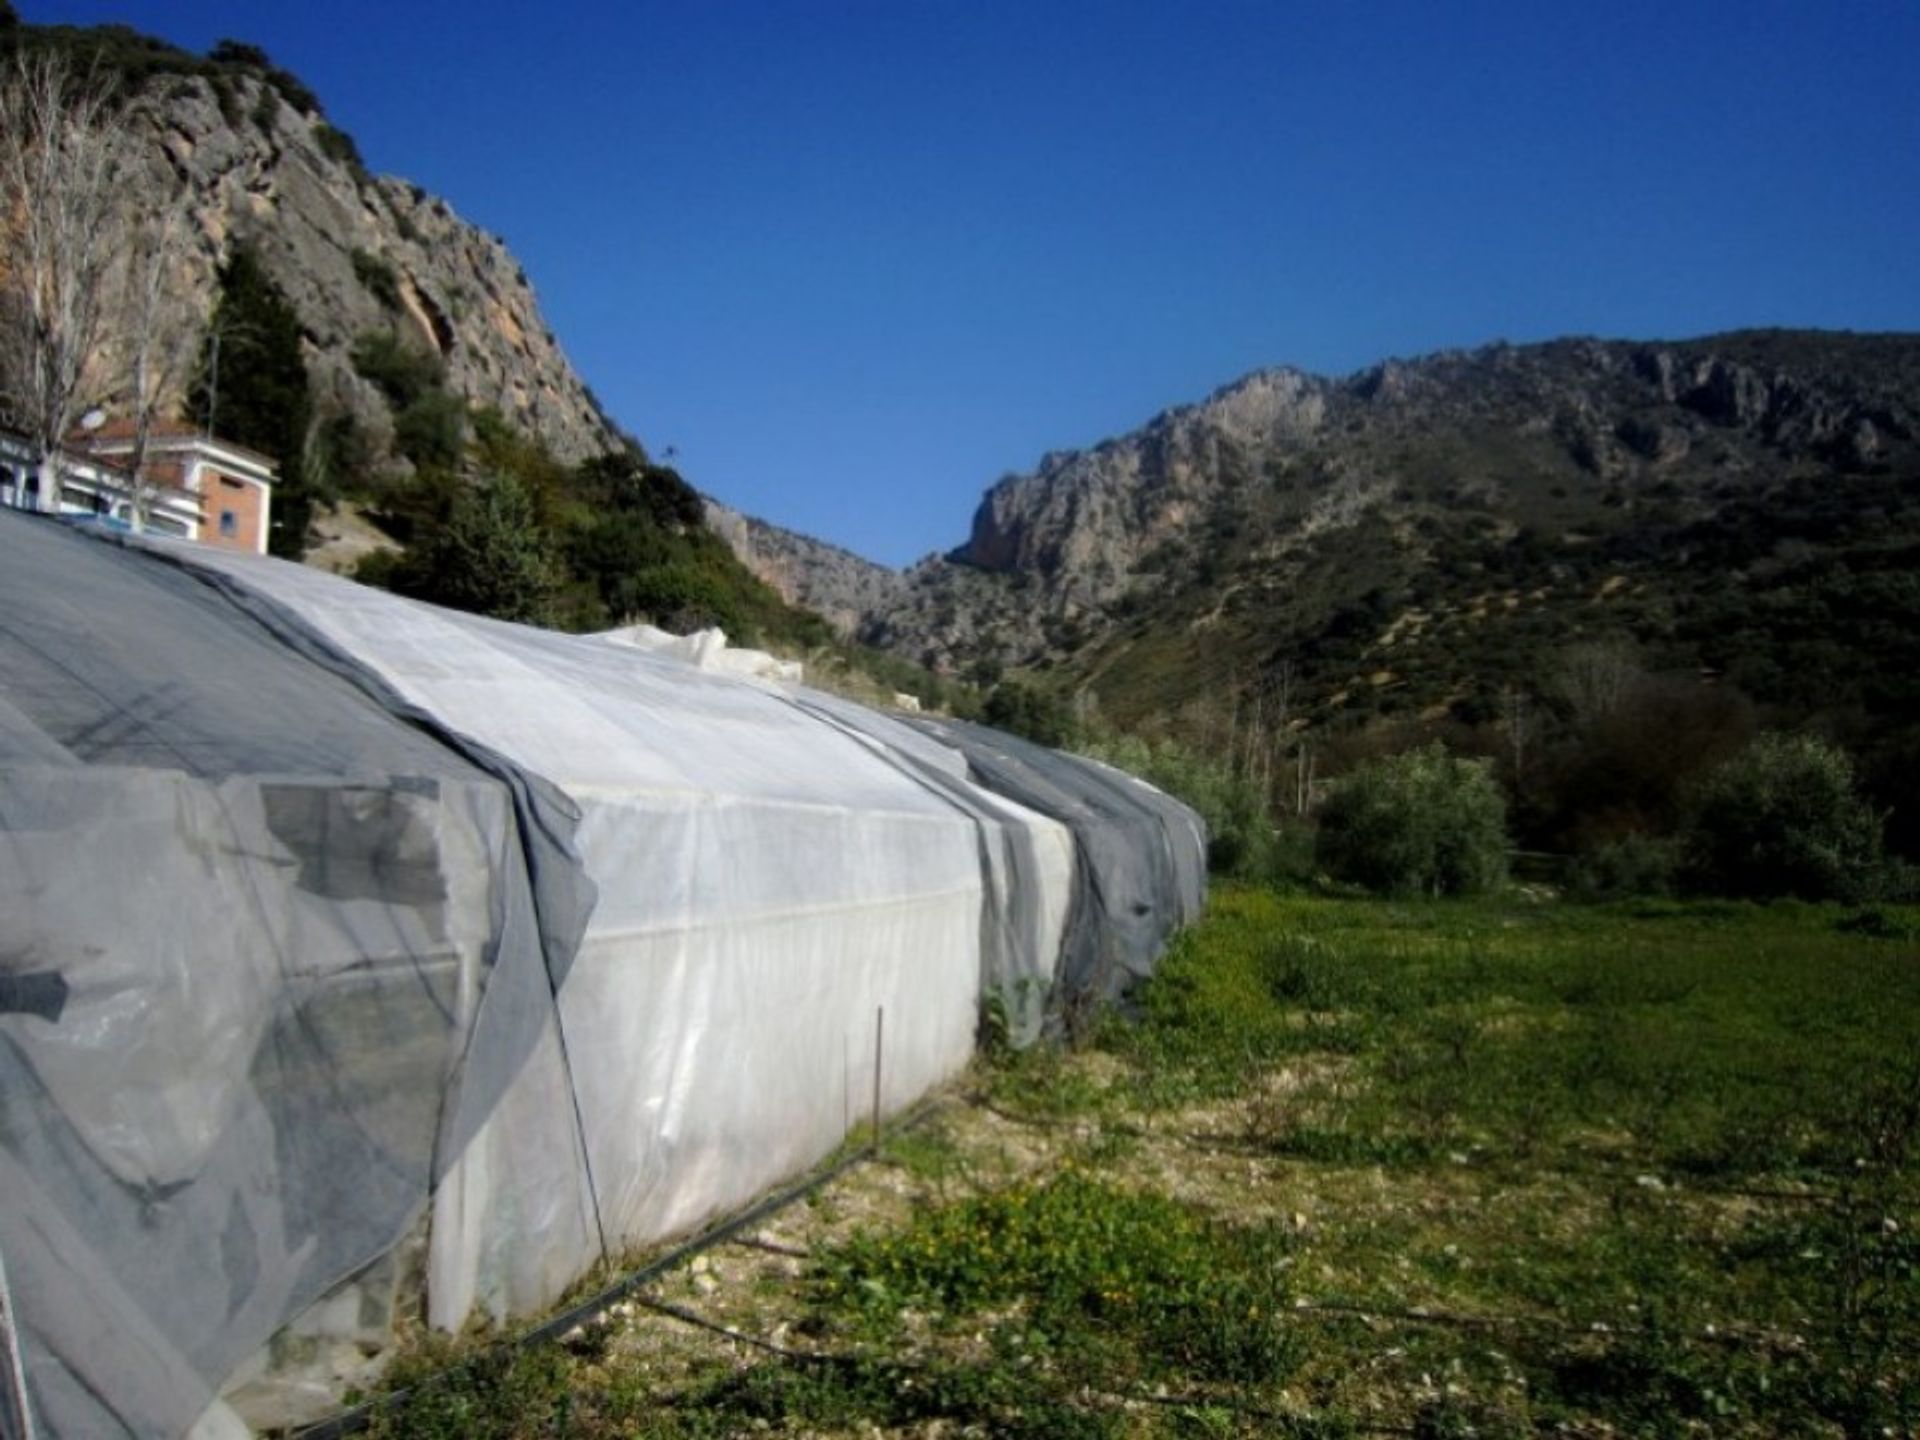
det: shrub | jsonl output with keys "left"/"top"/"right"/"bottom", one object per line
{"left": 1567, "top": 833, "right": 1682, "bottom": 900}
{"left": 1315, "top": 743, "right": 1509, "bottom": 896}
{"left": 207, "top": 38, "right": 269, "bottom": 68}
{"left": 984, "top": 680, "right": 1072, "bottom": 747}
{"left": 351, "top": 329, "right": 443, "bottom": 408}
{"left": 351, "top": 248, "right": 402, "bottom": 310}
{"left": 349, "top": 547, "right": 402, "bottom": 591}
{"left": 1683, "top": 733, "right": 1883, "bottom": 900}
{"left": 393, "top": 391, "right": 467, "bottom": 472}
{"left": 399, "top": 473, "right": 559, "bottom": 625}
{"left": 313, "top": 120, "right": 368, "bottom": 179}
{"left": 248, "top": 82, "right": 278, "bottom": 132}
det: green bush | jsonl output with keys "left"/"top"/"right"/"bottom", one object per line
{"left": 351, "top": 329, "right": 444, "bottom": 408}
{"left": 313, "top": 121, "right": 369, "bottom": 180}
{"left": 398, "top": 473, "right": 559, "bottom": 625}
{"left": 1567, "top": 833, "right": 1682, "bottom": 900}
{"left": 984, "top": 680, "right": 1073, "bottom": 747}
{"left": 348, "top": 547, "right": 402, "bottom": 591}
{"left": 1315, "top": 743, "right": 1509, "bottom": 896}
{"left": 1683, "top": 733, "right": 1884, "bottom": 900}
{"left": 351, "top": 248, "right": 401, "bottom": 310}
{"left": 393, "top": 391, "right": 467, "bottom": 472}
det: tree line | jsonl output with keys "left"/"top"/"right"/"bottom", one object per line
{"left": 983, "top": 645, "right": 1911, "bottom": 906}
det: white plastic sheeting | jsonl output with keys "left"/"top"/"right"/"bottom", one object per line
{"left": 170, "top": 547, "right": 993, "bottom": 1308}
{"left": 594, "top": 622, "right": 805, "bottom": 682}
{"left": 0, "top": 514, "right": 1204, "bottom": 1439}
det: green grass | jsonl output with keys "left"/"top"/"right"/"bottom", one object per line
{"left": 1128, "top": 889, "right": 1920, "bottom": 1177}
{"left": 1110, "top": 887, "right": 1920, "bottom": 1434}
{"left": 816, "top": 1168, "right": 1296, "bottom": 1390}
{"left": 366, "top": 886, "right": 1920, "bottom": 1437}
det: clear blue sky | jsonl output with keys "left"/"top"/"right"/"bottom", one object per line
{"left": 31, "top": 1, "right": 1920, "bottom": 566}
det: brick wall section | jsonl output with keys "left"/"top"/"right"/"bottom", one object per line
{"left": 201, "top": 468, "right": 269, "bottom": 553}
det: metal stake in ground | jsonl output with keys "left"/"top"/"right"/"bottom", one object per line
{"left": 872, "top": 1006, "right": 884, "bottom": 1146}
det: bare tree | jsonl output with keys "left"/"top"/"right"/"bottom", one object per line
{"left": 115, "top": 179, "right": 199, "bottom": 529}
{"left": 1553, "top": 639, "right": 1640, "bottom": 734}
{"left": 0, "top": 51, "right": 134, "bottom": 514}
{"left": 1500, "top": 683, "right": 1533, "bottom": 784}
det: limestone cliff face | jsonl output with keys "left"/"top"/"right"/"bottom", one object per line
{"left": 701, "top": 497, "right": 905, "bottom": 636}
{"left": 119, "top": 71, "right": 618, "bottom": 464}
{"left": 957, "top": 367, "right": 1329, "bottom": 592}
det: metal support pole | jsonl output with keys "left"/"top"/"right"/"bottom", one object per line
{"left": 0, "top": 1237, "right": 36, "bottom": 1440}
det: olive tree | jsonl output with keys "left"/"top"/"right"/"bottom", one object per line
{"left": 1684, "top": 733, "right": 1883, "bottom": 900}
{"left": 1315, "top": 743, "right": 1510, "bottom": 897}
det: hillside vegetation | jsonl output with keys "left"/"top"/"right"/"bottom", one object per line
{"left": 862, "top": 332, "right": 1920, "bottom": 870}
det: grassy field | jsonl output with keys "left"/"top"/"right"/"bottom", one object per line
{"left": 368, "top": 888, "right": 1919, "bottom": 1438}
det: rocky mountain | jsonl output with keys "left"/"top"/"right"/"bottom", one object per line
{"left": 188, "top": 98, "right": 618, "bottom": 465}
{"left": 4, "top": 20, "right": 620, "bottom": 477}
{"left": 14, "top": 23, "right": 1919, "bottom": 748}
{"left": 860, "top": 330, "right": 1920, "bottom": 733}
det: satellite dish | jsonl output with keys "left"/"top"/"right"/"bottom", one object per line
{"left": 79, "top": 409, "right": 106, "bottom": 431}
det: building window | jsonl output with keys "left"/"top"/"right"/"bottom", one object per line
{"left": 219, "top": 509, "right": 238, "bottom": 537}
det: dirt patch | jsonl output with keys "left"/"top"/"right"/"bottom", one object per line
{"left": 305, "top": 500, "right": 399, "bottom": 575}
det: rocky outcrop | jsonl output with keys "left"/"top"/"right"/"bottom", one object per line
{"left": 116, "top": 70, "right": 619, "bottom": 464}
{"left": 956, "top": 366, "right": 1329, "bottom": 590}
{"left": 701, "top": 496, "right": 905, "bottom": 636}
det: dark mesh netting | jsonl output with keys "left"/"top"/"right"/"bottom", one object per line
{"left": 904, "top": 717, "right": 1207, "bottom": 1031}
{"left": 0, "top": 511, "right": 593, "bottom": 1438}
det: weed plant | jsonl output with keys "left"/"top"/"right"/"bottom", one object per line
{"left": 816, "top": 1169, "right": 1296, "bottom": 1392}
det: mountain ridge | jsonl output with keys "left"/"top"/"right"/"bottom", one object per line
{"left": 700, "top": 494, "right": 906, "bottom": 636}
{"left": 722, "top": 327, "right": 1920, "bottom": 657}
{"left": 12, "top": 20, "right": 1918, "bottom": 744}
{"left": 835, "top": 328, "right": 1920, "bottom": 741}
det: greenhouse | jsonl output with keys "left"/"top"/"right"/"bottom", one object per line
{"left": 0, "top": 508, "right": 1204, "bottom": 1439}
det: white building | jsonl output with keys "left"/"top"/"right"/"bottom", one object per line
{"left": 0, "top": 419, "right": 275, "bottom": 553}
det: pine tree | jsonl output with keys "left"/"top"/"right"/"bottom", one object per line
{"left": 402, "top": 472, "right": 559, "bottom": 625}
